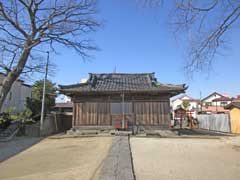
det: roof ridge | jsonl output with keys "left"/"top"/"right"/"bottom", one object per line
{"left": 202, "top": 92, "right": 224, "bottom": 101}
{"left": 89, "top": 72, "right": 155, "bottom": 75}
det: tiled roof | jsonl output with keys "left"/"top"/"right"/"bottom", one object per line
{"left": 172, "top": 94, "right": 200, "bottom": 102}
{"left": 225, "top": 101, "right": 240, "bottom": 109}
{"left": 202, "top": 92, "right": 223, "bottom": 101}
{"left": 59, "top": 73, "right": 186, "bottom": 95}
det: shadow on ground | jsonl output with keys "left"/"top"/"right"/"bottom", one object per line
{"left": 0, "top": 137, "right": 43, "bottom": 162}
{"left": 172, "top": 128, "right": 232, "bottom": 136}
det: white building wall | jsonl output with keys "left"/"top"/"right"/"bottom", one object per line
{"left": 172, "top": 99, "right": 183, "bottom": 111}
{"left": 212, "top": 101, "right": 231, "bottom": 107}
{"left": 202, "top": 94, "right": 222, "bottom": 106}
{"left": 202, "top": 93, "right": 231, "bottom": 107}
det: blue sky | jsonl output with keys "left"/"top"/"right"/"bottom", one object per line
{"left": 49, "top": 0, "right": 240, "bottom": 99}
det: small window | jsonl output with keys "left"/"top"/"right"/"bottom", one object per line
{"left": 220, "top": 102, "right": 228, "bottom": 106}
{"left": 205, "top": 102, "right": 212, "bottom": 107}
{"left": 111, "top": 102, "right": 132, "bottom": 114}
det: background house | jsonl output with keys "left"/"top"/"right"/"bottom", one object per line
{"left": 0, "top": 73, "right": 32, "bottom": 112}
{"left": 200, "top": 92, "right": 232, "bottom": 114}
{"left": 54, "top": 102, "right": 73, "bottom": 113}
{"left": 54, "top": 94, "right": 73, "bottom": 113}
{"left": 56, "top": 94, "right": 71, "bottom": 103}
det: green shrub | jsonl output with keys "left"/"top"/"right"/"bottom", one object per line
{"left": 0, "top": 112, "right": 11, "bottom": 129}
{"left": 26, "top": 79, "right": 57, "bottom": 120}
{"left": 0, "top": 107, "right": 35, "bottom": 128}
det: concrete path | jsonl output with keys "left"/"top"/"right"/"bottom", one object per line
{"left": 99, "top": 136, "right": 135, "bottom": 180}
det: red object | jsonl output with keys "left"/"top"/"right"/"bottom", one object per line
{"left": 174, "top": 108, "right": 196, "bottom": 129}
{"left": 113, "top": 116, "right": 128, "bottom": 129}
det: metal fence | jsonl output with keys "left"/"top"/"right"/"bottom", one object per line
{"left": 197, "top": 114, "right": 231, "bottom": 133}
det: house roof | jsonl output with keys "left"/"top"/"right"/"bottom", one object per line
{"left": 0, "top": 72, "right": 32, "bottom": 87}
{"left": 59, "top": 73, "right": 187, "bottom": 96}
{"left": 202, "top": 92, "right": 224, "bottom": 101}
{"left": 172, "top": 94, "right": 200, "bottom": 102}
{"left": 225, "top": 101, "right": 240, "bottom": 109}
{"left": 212, "top": 96, "right": 232, "bottom": 102}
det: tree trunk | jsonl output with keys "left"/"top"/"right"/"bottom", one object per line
{"left": 0, "top": 47, "right": 31, "bottom": 112}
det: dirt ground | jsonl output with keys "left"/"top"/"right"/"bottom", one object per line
{"left": 0, "top": 137, "right": 112, "bottom": 180}
{"left": 131, "top": 136, "right": 240, "bottom": 180}
{"left": 0, "top": 137, "right": 43, "bottom": 162}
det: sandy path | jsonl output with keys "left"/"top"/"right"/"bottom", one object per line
{"left": 131, "top": 137, "right": 240, "bottom": 180}
{"left": 0, "top": 137, "right": 112, "bottom": 180}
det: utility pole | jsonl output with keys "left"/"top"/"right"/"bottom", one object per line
{"left": 200, "top": 91, "right": 202, "bottom": 113}
{"left": 122, "top": 92, "right": 125, "bottom": 130}
{"left": 40, "top": 51, "right": 49, "bottom": 131}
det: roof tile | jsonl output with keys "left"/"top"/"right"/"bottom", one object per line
{"left": 59, "top": 73, "right": 186, "bottom": 94}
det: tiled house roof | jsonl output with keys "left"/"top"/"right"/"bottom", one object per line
{"left": 59, "top": 73, "right": 187, "bottom": 96}
{"left": 201, "top": 92, "right": 224, "bottom": 101}
{"left": 212, "top": 96, "right": 232, "bottom": 101}
{"left": 225, "top": 101, "right": 240, "bottom": 109}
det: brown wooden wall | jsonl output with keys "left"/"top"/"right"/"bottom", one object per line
{"left": 73, "top": 100, "right": 170, "bottom": 127}
{"left": 73, "top": 102, "right": 111, "bottom": 126}
{"left": 134, "top": 102, "right": 170, "bottom": 125}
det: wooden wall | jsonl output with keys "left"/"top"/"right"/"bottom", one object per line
{"left": 73, "top": 102, "right": 111, "bottom": 126}
{"left": 229, "top": 108, "right": 240, "bottom": 134}
{"left": 134, "top": 102, "right": 170, "bottom": 125}
{"left": 72, "top": 94, "right": 171, "bottom": 127}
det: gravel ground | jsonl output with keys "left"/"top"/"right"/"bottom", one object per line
{"left": 0, "top": 137, "right": 43, "bottom": 162}
{"left": 0, "top": 137, "right": 112, "bottom": 180}
{"left": 131, "top": 137, "right": 240, "bottom": 180}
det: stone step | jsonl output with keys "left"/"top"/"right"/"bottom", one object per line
{"left": 0, "top": 123, "right": 20, "bottom": 138}
{"left": 67, "top": 129, "right": 99, "bottom": 135}
{"left": 114, "top": 131, "right": 132, "bottom": 136}
{"left": 0, "top": 123, "right": 20, "bottom": 142}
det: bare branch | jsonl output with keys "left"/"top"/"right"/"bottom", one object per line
{"left": 0, "top": 0, "right": 100, "bottom": 110}
{"left": 142, "top": 0, "right": 240, "bottom": 75}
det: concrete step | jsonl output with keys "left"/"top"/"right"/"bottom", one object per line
{"left": 0, "top": 122, "right": 20, "bottom": 142}
{"left": 114, "top": 131, "right": 132, "bottom": 136}
{"left": 67, "top": 129, "right": 99, "bottom": 135}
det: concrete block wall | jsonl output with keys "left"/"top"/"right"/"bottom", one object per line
{"left": 24, "top": 113, "right": 72, "bottom": 137}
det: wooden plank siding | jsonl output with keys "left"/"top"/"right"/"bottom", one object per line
{"left": 73, "top": 100, "right": 170, "bottom": 126}
{"left": 133, "top": 102, "right": 170, "bottom": 126}
{"left": 74, "top": 102, "right": 111, "bottom": 125}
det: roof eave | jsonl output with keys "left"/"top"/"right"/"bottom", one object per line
{"left": 59, "top": 88, "right": 185, "bottom": 97}
{"left": 225, "top": 103, "right": 240, "bottom": 109}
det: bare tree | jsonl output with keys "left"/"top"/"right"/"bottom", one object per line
{"left": 140, "top": 0, "right": 240, "bottom": 74}
{"left": 0, "top": 0, "right": 100, "bottom": 110}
